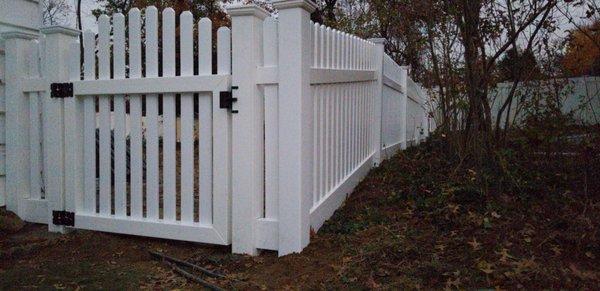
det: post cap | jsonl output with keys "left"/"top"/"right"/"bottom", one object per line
{"left": 40, "top": 26, "right": 80, "bottom": 37}
{"left": 227, "top": 3, "right": 270, "bottom": 20}
{"left": 0, "top": 31, "right": 38, "bottom": 40}
{"left": 368, "top": 38, "right": 386, "bottom": 44}
{"left": 272, "top": 0, "right": 318, "bottom": 13}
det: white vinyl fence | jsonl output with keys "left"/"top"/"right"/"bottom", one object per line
{"left": 1, "top": 0, "right": 432, "bottom": 256}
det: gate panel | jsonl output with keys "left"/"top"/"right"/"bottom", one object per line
{"left": 70, "top": 8, "right": 232, "bottom": 245}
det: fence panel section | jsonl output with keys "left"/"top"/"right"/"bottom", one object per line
{"left": 309, "top": 23, "right": 377, "bottom": 231}
{"left": 407, "top": 77, "right": 427, "bottom": 144}
{"left": 71, "top": 7, "right": 231, "bottom": 244}
{"left": 381, "top": 54, "right": 406, "bottom": 153}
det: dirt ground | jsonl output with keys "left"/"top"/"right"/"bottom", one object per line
{"left": 1, "top": 136, "right": 599, "bottom": 289}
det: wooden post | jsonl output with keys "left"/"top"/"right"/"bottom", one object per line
{"left": 40, "top": 26, "right": 79, "bottom": 233}
{"left": 273, "top": 0, "right": 317, "bottom": 256}
{"left": 2, "top": 31, "right": 38, "bottom": 213}
{"left": 227, "top": 4, "right": 269, "bottom": 255}
{"left": 369, "top": 38, "right": 385, "bottom": 166}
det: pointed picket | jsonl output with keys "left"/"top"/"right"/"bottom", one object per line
{"left": 198, "top": 17, "right": 213, "bottom": 224}
{"left": 144, "top": 6, "right": 159, "bottom": 220}
{"left": 162, "top": 7, "right": 177, "bottom": 221}
{"left": 128, "top": 8, "right": 143, "bottom": 219}
{"left": 113, "top": 13, "right": 127, "bottom": 217}
{"left": 179, "top": 11, "right": 195, "bottom": 223}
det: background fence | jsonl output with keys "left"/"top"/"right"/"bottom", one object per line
{"left": 1, "top": 0, "right": 432, "bottom": 256}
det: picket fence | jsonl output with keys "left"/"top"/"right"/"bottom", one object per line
{"left": 0, "top": 0, "right": 432, "bottom": 256}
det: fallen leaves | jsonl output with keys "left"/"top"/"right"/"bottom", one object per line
{"left": 468, "top": 238, "right": 482, "bottom": 250}
{"left": 477, "top": 260, "right": 494, "bottom": 275}
{"left": 569, "top": 264, "right": 598, "bottom": 280}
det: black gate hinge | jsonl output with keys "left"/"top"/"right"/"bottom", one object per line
{"left": 219, "top": 86, "right": 239, "bottom": 113}
{"left": 50, "top": 83, "right": 74, "bottom": 98}
{"left": 52, "top": 210, "right": 75, "bottom": 226}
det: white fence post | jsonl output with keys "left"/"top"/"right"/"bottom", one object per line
{"left": 369, "top": 38, "right": 385, "bottom": 166}
{"left": 40, "top": 26, "right": 79, "bottom": 232}
{"left": 228, "top": 4, "right": 269, "bottom": 255}
{"left": 2, "top": 31, "right": 38, "bottom": 213}
{"left": 400, "top": 67, "right": 408, "bottom": 149}
{"left": 273, "top": 0, "right": 317, "bottom": 255}
{"left": 63, "top": 32, "right": 83, "bottom": 221}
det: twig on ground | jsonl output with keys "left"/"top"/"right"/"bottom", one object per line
{"left": 164, "top": 261, "right": 226, "bottom": 291}
{"left": 148, "top": 250, "right": 226, "bottom": 279}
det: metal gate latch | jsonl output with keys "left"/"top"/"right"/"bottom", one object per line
{"left": 52, "top": 210, "right": 75, "bottom": 226}
{"left": 220, "top": 86, "right": 239, "bottom": 113}
{"left": 50, "top": 83, "right": 74, "bottom": 98}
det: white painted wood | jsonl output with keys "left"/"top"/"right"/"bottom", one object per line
{"left": 198, "top": 17, "right": 213, "bottom": 225}
{"left": 74, "top": 214, "right": 228, "bottom": 244}
{"left": 145, "top": 7, "right": 159, "bottom": 220}
{"left": 212, "top": 26, "right": 231, "bottom": 241}
{"left": 319, "top": 24, "right": 325, "bottom": 68}
{"left": 161, "top": 7, "right": 176, "bottom": 221}
{"left": 28, "top": 91, "right": 41, "bottom": 200}
{"left": 228, "top": 3, "right": 268, "bottom": 255}
{"left": 370, "top": 39, "right": 384, "bottom": 165}
{"left": 312, "top": 86, "right": 319, "bottom": 206}
{"left": 82, "top": 30, "right": 96, "bottom": 215}
{"left": 325, "top": 85, "right": 331, "bottom": 194}
{"left": 400, "top": 66, "right": 408, "bottom": 149}
{"left": 310, "top": 154, "right": 373, "bottom": 231}
{"left": 98, "top": 15, "right": 112, "bottom": 216}
{"left": 343, "top": 84, "right": 350, "bottom": 176}
{"left": 113, "top": 13, "right": 127, "bottom": 217}
{"left": 263, "top": 17, "right": 278, "bottom": 220}
{"left": 334, "top": 84, "right": 340, "bottom": 185}
{"left": 72, "top": 75, "right": 231, "bottom": 96}
{"left": 128, "top": 8, "right": 143, "bottom": 219}
{"left": 64, "top": 40, "right": 84, "bottom": 216}
{"left": 179, "top": 11, "right": 194, "bottom": 223}
{"left": 40, "top": 26, "right": 80, "bottom": 230}
{"left": 255, "top": 218, "right": 278, "bottom": 250}
{"left": 312, "top": 22, "right": 318, "bottom": 68}
{"left": 0, "top": 2, "right": 434, "bottom": 254}
{"left": 273, "top": 0, "right": 316, "bottom": 256}
{"left": 310, "top": 68, "right": 375, "bottom": 84}
{"left": 198, "top": 18, "right": 212, "bottom": 76}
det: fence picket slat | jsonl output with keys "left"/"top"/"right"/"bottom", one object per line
{"left": 145, "top": 6, "right": 160, "bottom": 220}
{"left": 313, "top": 86, "right": 320, "bottom": 205}
{"left": 198, "top": 17, "right": 213, "bottom": 224}
{"left": 212, "top": 26, "right": 230, "bottom": 236}
{"left": 180, "top": 11, "right": 195, "bottom": 223}
{"left": 98, "top": 15, "right": 111, "bottom": 215}
{"left": 162, "top": 7, "right": 177, "bottom": 221}
{"left": 128, "top": 8, "right": 143, "bottom": 219}
{"left": 319, "top": 25, "right": 326, "bottom": 69}
{"left": 113, "top": 13, "right": 127, "bottom": 217}
{"left": 83, "top": 30, "right": 96, "bottom": 214}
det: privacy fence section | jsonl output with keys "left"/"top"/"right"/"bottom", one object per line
{"left": 1, "top": 0, "right": 432, "bottom": 257}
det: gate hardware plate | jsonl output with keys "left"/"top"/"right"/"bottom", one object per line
{"left": 50, "top": 83, "right": 74, "bottom": 98}
{"left": 52, "top": 210, "right": 75, "bottom": 226}
{"left": 220, "top": 90, "right": 238, "bottom": 113}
